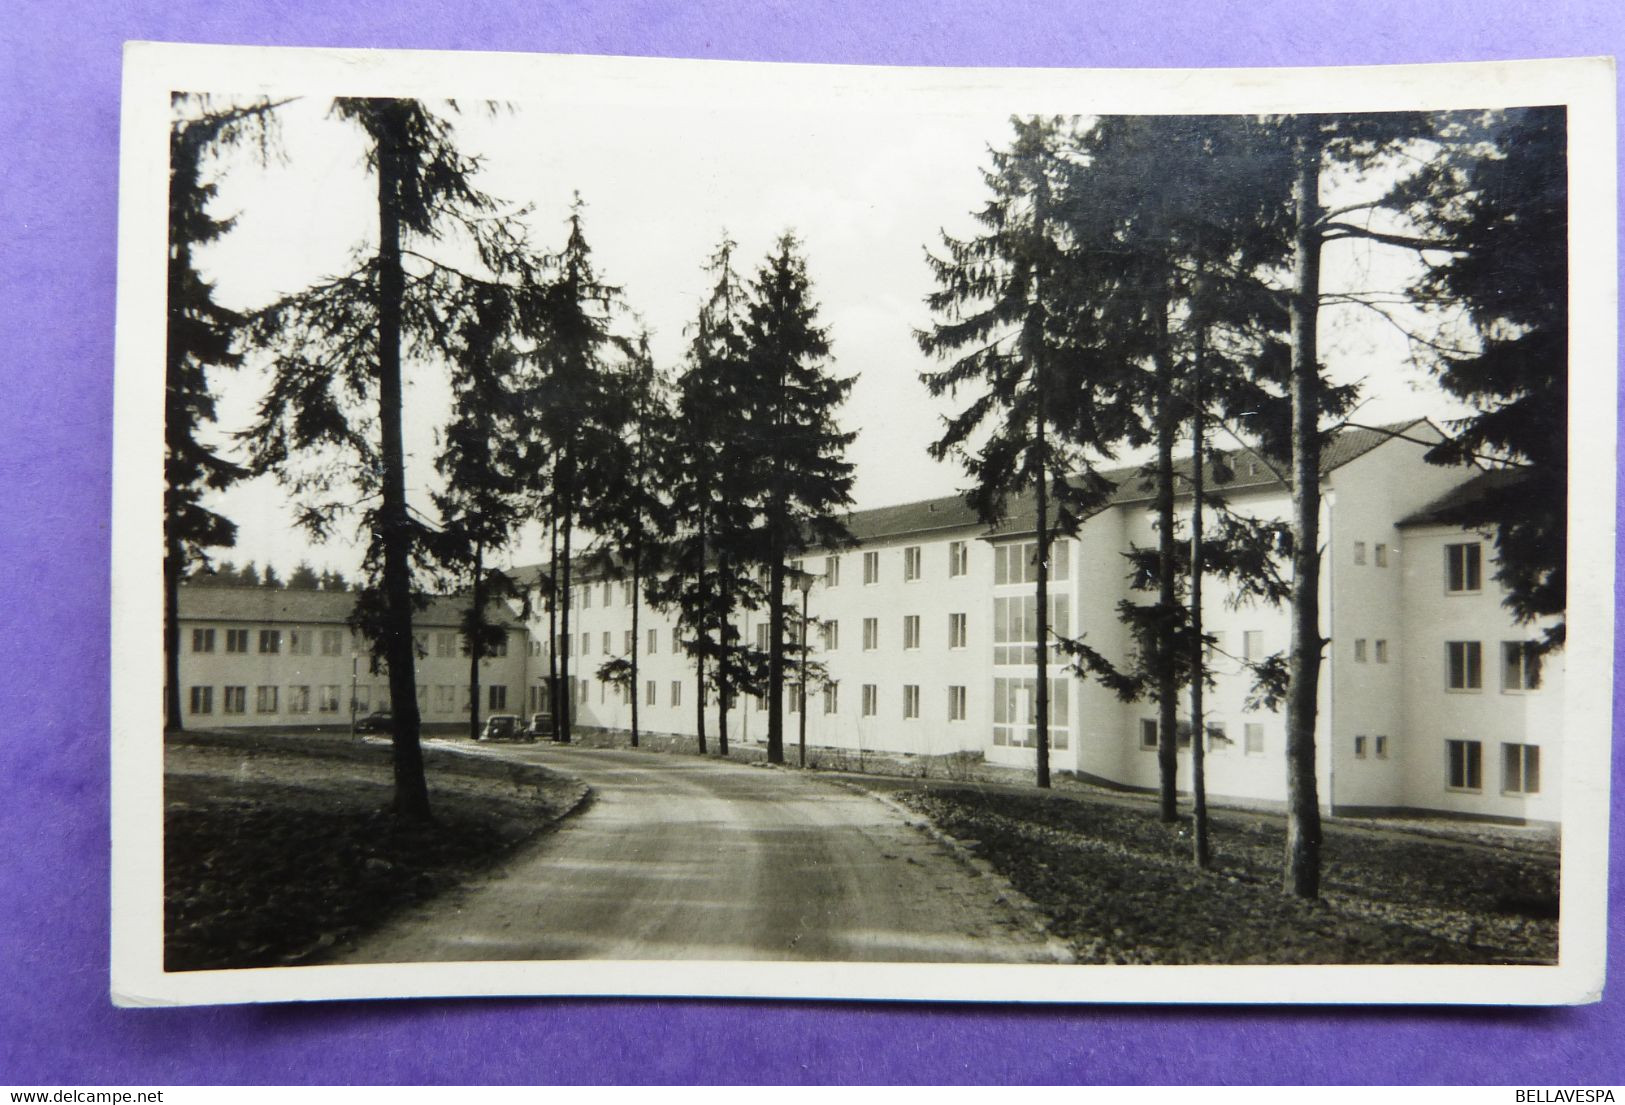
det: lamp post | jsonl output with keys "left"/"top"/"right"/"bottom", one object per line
{"left": 793, "top": 568, "right": 816, "bottom": 769}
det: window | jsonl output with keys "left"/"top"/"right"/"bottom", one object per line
{"left": 622, "top": 580, "right": 634, "bottom": 605}
{"left": 435, "top": 632, "right": 455, "bottom": 658}
{"left": 624, "top": 630, "right": 634, "bottom": 654}
{"left": 602, "top": 581, "right": 612, "bottom": 606}
{"left": 583, "top": 585, "right": 593, "bottom": 609}
{"left": 1354, "top": 734, "right": 1367, "bottom": 759}
{"left": 755, "top": 623, "right": 770, "bottom": 652}
{"left": 434, "top": 685, "right": 455, "bottom": 714}
{"left": 289, "top": 629, "right": 312, "bottom": 655}
{"left": 489, "top": 685, "right": 506, "bottom": 710}
{"left": 1375, "top": 639, "right": 1389, "bottom": 664}
{"left": 223, "top": 686, "right": 246, "bottom": 714}
{"left": 904, "top": 545, "right": 922, "bottom": 581}
{"left": 993, "top": 593, "right": 1069, "bottom": 665}
{"left": 825, "top": 555, "right": 840, "bottom": 587}
{"left": 903, "top": 615, "right": 920, "bottom": 650}
{"left": 671, "top": 681, "right": 682, "bottom": 708}
{"left": 863, "top": 551, "right": 879, "bottom": 585}
{"left": 647, "top": 628, "right": 658, "bottom": 654}
{"left": 822, "top": 621, "right": 839, "bottom": 651}
{"left": 188, "top": 686, "right": 213, "bottom": 715}
{"left": 1503, "top": 743, "right": 1541, "bottom": 794}
{"left": 860, "top": 684, "right": 878, "bottom": 716}
{"left": 1447, "top": 739, "right": 1483, "bottom": 790}
{"left": 581, "top": 632, "right": 590, "bottom": 656}
{"left": 1243, "top": 630, "right": 1263, "bottom": 661}
{"left": 754, "top": 693, "right": 767, "bottom": 713}
{"left": 1206, "top": 721, "right": 1231, "bottom": 750}
{"left": 355, "top": 686, "right": 371, "bottom": 712}
{"left": 258, "top": 629, "right": 281, "bottom": 654}
{"left": 644, "top": 680, "right": 657, "bottom": 706}
{"left": 903, "top": 684, "right": 921, "bottom": 719}
{"left": 1375, "top": 543, "right": 1389, "bottom": 567}
{"left": 288, "top": 685, "right": 310, "bottom": 714}
{"left": 1353, "top": 541, "right": 1367, "bottom": 565}
{"left": 823, "top": 683, "right": 840, "bottom": 714}
{"left": 191, "top": 628, "right": 215, "bottom": 653}
{"left": 1446, "top": 542, "right": 1483, "bottom": 593}
{"left": 1139, "top": 718, "right": 1159, "bottom": 750}
{"left": 1447, "top": 641, "right": 1483, "bottom": 690}
{"left": 459, "top": 635, "right": 472, "bottom": 657}
{"left": 789, "top": 685, "right": 802, "bottom": 714}
{"left": 1354, "top": 638, "right": 1367, "bottom": 663}
{"left": 1502, "top": 641, "right": 1542, "bottom": 691}
{"left": 949, "top": 612, "right": 968, "bottom": 649}
{"left": 321, "top": 685, "right": 342, "bottom": 713}
{"left": 992, "top": 677, "right": 1069, "bottom": 750}
{"left": 1245, "top": 723, "right": 1264, "bottom": 756}
{"left": 949, "top": 540, "right": 968, "bottom": 577}
{"left": 862, "top": 618, "right": 878, "bottom": 651}
{"left": 1207, "top": 630, "right": 1225, "bottom": 661}
{"left": 491, "top": 635, "right": 509, "bottom": 658}
{"left": 1375, "top": 734, "right": 1389, "bottom": 759}
{"left": 601, "top": 631, "right": 611, "bottom": 656}
{"left": 225, "top": 629, "right": 249, "bottom": 654}
{"left": 254, "top": 685, "right": 277, "bottom": 713}
{"left": 948, "top": 685, "right": 967, "bottom": 721}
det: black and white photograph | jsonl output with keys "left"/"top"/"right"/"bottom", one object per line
{"left": 111, "top": 46, "right": 1615, "bottom": 1006}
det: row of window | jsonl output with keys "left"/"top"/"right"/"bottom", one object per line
{"left": 190, "top": 626, "right": 509, "bottom": 659}
{"left": 1447, "top": 739, "right": 1541, "bottom": 794}
{"left": 1447, "top": 641, "right": 1541, "bottom": 692}
{"left": 560, "top": 537, "right": 1078, "bottom": 613}
{"left": 1139, "top": 718, "right": 1266, "bottom": 756}
{"left": 1352, "top": 540, "right": 1392, "bottom": 568}
{"left": 577, "top": 677, "right": 977, "bottom": 725}
{"left": 187, "top": 683, "right": 509, "bottom": 715}
{"left": 1354, "top": 539, "right": 1486, "bottom": 595}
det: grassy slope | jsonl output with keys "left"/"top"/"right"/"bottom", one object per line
{"left": 164, "top": 731, "right": 586, "bottom": 971}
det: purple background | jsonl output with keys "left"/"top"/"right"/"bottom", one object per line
{"left": 1, "top": 0, "right": 1620, "bottom": 1085}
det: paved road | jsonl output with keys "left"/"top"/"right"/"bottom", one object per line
{"left": 338, "top": 744, "right": 1061, "bottom": 964}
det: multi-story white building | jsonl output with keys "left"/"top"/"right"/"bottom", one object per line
{"left": 174, "top": 586, "right": 529, "bottom": 731}
{"left": 518, "top": 419, "right": 1563, "bottom": 823}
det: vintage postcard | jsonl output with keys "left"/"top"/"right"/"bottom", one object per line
{"left": 111, "top": 44, "right": 1616, "bottom": 1006}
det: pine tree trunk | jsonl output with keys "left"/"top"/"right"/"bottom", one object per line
{"left": 1032, "top": 407, "right": 1052, "bottom": 791}
{"left": 547, "top": 516, "right": 559, "bottom": 740}
{"left": 557, "top": 478, "right": 574, "bottom": 745}
{"left": 1285, "top": 120, "right": 1326, "bottom": 899}
{"left": 1153, "top": 301, "right": 1180, "bottom": 823}
{"left": 717, "top": 592, "right": 731, "bottom": 757}
{"left": 468, "top": 541, "right": 483, "bottom": 743}
{"left": 694, "top": 518, "right": 708, "bottom": 754}
{"left": 1189, "top": 324, "right": 1210, "bottom": 869}
{"left": 629, "top": 552, "right": 641, "bottom": 747}
{"left": 374, "top": 108, "right": 430, "bottom": 822}
{"left": 164, "top": 524, "right": 184, "bottom": 732}
{"left": 766, "top": 551, "right": 786, "bottom": 765}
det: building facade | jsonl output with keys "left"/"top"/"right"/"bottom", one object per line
{"left": 520, "top": 420, "right": 1562, "bottom": 822}
{"left": 171, "top": 421, "right": 1561, "bottom": 823}
{"left": 174, "top": 587, "right": 528, "bottom": 731}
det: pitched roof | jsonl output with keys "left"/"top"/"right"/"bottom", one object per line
{"left": 1398, "top": 467, "right": 1524, "bottom": 528}
{"left": 502, "top": 418, "right": 1441, "bottom": 569}
{"left": 177, "top": 585, "right": 526, "bottom": 629}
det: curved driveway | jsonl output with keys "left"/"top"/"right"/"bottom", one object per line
{"left": 339, "top": 744, "right": 1060, "bottom": 964}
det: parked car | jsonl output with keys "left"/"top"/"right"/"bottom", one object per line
{"left": 481, "top": 713, "right": 528, "bottom": 742}
{"left": 526, "top": 712, "right": 554, "bottom": 740}
{"left": 354, "top": 710, "right": 393, "bottom": 734}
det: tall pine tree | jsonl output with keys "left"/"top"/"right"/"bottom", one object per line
{"left": 738, "top": 234, "right": 856, "bottom": 767}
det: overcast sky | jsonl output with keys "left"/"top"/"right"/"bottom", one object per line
{"left": 191, "top": 96, "right": 1471, "bottom": 580}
